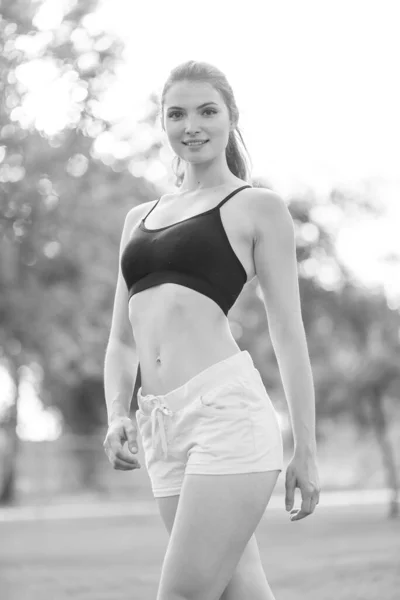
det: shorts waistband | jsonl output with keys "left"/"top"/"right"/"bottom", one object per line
{"left": 137, "top": 350, "right": 255, "bottom": 413}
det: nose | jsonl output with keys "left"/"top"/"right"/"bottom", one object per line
{"left": 184, "top": 116, "right": 201, "bottom": 134}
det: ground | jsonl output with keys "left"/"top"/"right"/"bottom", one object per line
{"left": 0, "top": 503, "right": 399, "bottom": 599}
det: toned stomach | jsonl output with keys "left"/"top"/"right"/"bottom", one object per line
{"left": 128, "top": 283, "right": 241, "bottom": 397}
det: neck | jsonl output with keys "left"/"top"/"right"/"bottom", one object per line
{"left": 180, "top": 158, "right": 237, "bottom": 193}
{"left": 179, "top": 182, "right": 234, "bottom": 193}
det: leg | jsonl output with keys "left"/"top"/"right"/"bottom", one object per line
{"left": 157, "top": 494, "right": 276, "bottom": 600}
{"left": 156, "top": 470, "right": 279, "bottom": 600}
{"left": 219, "top": 534, "right": 277, "bottom": 600}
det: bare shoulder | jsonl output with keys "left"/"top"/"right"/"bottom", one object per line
{"left": 246, "top": 186, "right": 287, "bottom": 213}
{"left": 126, "top": 198, "right": 159, "bottom": 224}
{"left": 246, "top": 188, "right": 293, "bottom": 242}
{"left": 123, "top": 198, "right": 160, "bottom": 236}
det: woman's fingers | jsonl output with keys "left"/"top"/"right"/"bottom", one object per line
{"left": 103, "top": 430, "right": 141, "bottom": 470}
{"left": 290, "top": 490, "right": 319, "bottom": 521}
{"left": 124, "top": 419, "right": 139, "bottom": 454}
{"left": 105, "top": 447, "right": 141, "bottom": 470}
{"left": 112, "top": 456, "right": 141, "bottom": 470}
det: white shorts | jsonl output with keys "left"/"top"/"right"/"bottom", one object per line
{"left": 136, "top": 350, "right": 284, "bottom": 498}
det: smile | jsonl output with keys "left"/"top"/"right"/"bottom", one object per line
{"left": 183, "top": 140, "right": 209, "bottom": 146}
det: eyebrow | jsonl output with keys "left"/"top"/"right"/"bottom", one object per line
{"left": 167, "top": 102, "right": 219, "bottom": 111}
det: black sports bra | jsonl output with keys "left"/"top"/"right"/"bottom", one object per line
{"left": 120, "top": 185, "right": 252, "bottom": 315}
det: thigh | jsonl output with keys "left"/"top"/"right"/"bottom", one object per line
{"left": 156, "top": 494, "right": 262, "bottom": 570}
{"left": 156, "top": 494, "right": 180, "bottom": 535}
{"left": 156, "top": 470, "right": 280, "bottom": 600}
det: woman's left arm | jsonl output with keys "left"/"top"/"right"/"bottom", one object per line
{"left": 251, "top": 189, "right": 321, "bottom": 521}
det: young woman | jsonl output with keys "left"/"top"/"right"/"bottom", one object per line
{"left": 103, "top": 60, "right": 320, "bottom": 600}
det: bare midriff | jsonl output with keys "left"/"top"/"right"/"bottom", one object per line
{"left": 128, "top": 285, "right": 242, "bottom": 396}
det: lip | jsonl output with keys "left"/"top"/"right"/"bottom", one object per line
{"left": 182, "top": 140, "right": 209, "bottom": 145}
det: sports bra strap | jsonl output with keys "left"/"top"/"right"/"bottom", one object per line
{"left": 143, "top": 184, "right": 252, "bottom": 221}
{"left": 216, "top": 185, "right": 252, "bottom": 209}
{"left": 143, "top": 197, "right": 161, "bottom": 220}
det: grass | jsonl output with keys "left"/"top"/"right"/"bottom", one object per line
{"left": 0, "top": 503, "right": 399, "bottom": 599}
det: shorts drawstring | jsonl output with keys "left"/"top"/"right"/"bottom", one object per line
{"left": 146, "top": 397, "right": 173, "bottom": 459}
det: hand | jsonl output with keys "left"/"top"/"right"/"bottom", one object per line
{"left": 103, "top": 415, "right": 141, "bottom": 470}
{"left": 285, "top": 450, "right": 320, "bottom": 521}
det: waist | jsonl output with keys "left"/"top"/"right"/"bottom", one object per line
{"left": 138, "top": 350, "right": 256, "bottom": 413}
{"left": 138, "top": 334, "right": 240, "bottom": 398}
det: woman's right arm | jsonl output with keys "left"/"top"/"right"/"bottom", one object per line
{"left": 103, "top": 207, "right": 140, "bottom": 426}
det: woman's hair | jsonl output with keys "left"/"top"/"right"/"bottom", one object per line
{"left": 160, "top": 60, "right": 252, "bottom": 187}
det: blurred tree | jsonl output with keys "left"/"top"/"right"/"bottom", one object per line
{"left": 0, "top": 0, "right": 159, "bottom": 503}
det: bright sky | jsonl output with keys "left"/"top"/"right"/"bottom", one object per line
{"left": 95, "top": 0, "right": 400, "bottom": 187}
{"left": 5, "top": 0, "right": 400, "bottom": 440}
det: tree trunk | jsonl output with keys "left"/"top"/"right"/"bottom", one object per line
{"left": 370, "top": 393, "right": 399, "bottom": 519}
{"left": 0, "top": 360, "right": 20, "bottom": 505}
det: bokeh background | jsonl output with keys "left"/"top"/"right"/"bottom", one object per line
{"left": 1, "top": 1, "right": 399, "bottom": 598}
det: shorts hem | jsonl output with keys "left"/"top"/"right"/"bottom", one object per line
{"left": 152, "top": 487, "right": 182, "bottom": 498}
{"left": 151, "top": 465, "right": 283, "bottom": 497}
{"left": 185, "top": 463, "right": 283, "bottom": 475}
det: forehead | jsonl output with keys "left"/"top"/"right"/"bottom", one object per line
{"left": 164, "top": 80, "right": 223, "bottom": 107}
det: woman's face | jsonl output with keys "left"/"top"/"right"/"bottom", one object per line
{"left": 163, "top": 80, "right": 232, "bottom": 165}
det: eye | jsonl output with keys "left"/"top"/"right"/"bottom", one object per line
{"left": 168, "top": 108, "right": 218, "bottom": 119}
